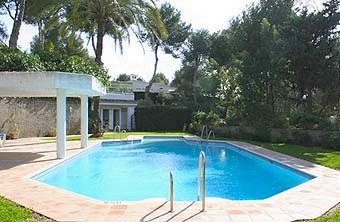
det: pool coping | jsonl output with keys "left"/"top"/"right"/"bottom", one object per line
{"left": 0, "top": 136, "right": 339, "bottom": 222}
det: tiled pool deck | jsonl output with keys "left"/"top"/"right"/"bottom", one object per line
{"left": 0, "top": 136, "right": 339, "bottom": 222}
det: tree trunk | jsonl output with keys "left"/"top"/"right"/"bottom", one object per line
{"left": 9, "top": 0, "right": 26, "bottom": 48}
{"left": 145, "top": 43, "right": 160, "bottom": 100}
{"left": 192, "top": 58, "right": 199, "bottom": 107}
{"left": 91, "top": 19, "right": 105, "bottom": 137}
{"left": 95, "top": 20, "right": 104, "bottom": 65}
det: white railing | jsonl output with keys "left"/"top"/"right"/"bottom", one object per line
{"left": 200, "top": 125, "right": 208, "bottom": 139}
{"left": 197, "top": 151, "right": 206, "bottom": 211}
{"left": 113, "top": 125, "right": 120, "bottom": 140}
{"left": 169, "top": 170, "right": 174, "bottom": 212}
{"left": 207, "top": 130, "right": 215, "bottom": 140}
{"left": 121, "top": 130, "right": 127, "bottom": 141}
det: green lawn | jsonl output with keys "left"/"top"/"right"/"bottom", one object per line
{"left": 248, "top": 141, "right": 340, "bottom": 170}
{"left": 307, "top": 209, "right": 340, "bottom": 222}
{"left": 43, "top": 131, "right": 191, "bottom": 141}
{"left": 0, "top": 197, "right": 30, "bottom": 222}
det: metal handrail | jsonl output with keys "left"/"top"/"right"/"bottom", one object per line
{"left": 197, "top": 151, "right": 206, "bottom": 211}
{"left": 200, "top": 125, "right": 208, "bottom": 139}
{"left": 113, "top": 125, "right": 120, "bottom": 140}
{"left": 207, "top": 130, "right": 215, "bottom": 140}
{"left": 169, "top": 171, "right": 174, "bottom": 212}
{"left": 121, "top": 130, "right": 127, "bottom": 141}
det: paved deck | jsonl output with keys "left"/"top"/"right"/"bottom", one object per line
{"left": 0, "top": 137, "right": 339, "bottom": 222}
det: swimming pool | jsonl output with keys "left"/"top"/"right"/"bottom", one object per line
{"left": 33, "top": 137, "right": 313, "bottom": 201}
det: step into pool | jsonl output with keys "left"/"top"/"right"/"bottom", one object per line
{"left": 32, "top": 137, "right": 313, "bottom": 201}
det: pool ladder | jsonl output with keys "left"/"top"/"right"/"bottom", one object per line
{"left": 197, "top": 151, "right": 206, "bottom": 211}
{"left": 168, "top": 151, "right": 206, "bottom": 212}
{"left": 200, "top": 125, "right": 208, "bottom": 139}
{"left": 207, "top": 130, "right": 215, "bottom": 140}
{"left": 113, "top": 125, "right": 128, "bottom": 141}
{"left": 201, "top": 125, "right": 215, "bottom": 141}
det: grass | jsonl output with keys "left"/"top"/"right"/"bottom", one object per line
{"left": 0, "top": 196, "right": 53, "bottom": 222}
{"left": 311, "top": 212, "right": 340, "bottom": 222}
{"left": 42, "top": 131, "right": 191, "bottom": 141}
{"left": 0, "top": 197, "right": 30, "bottom": 222}
{"left": 248, "top": 141, "right": 340, "bottom": 170}
{"left": 306, "top": 206, "right": 340, "bottom": 222}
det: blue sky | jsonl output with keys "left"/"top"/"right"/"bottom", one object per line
{"left": 0, "top": 0, "right": 322, "bottom": 81}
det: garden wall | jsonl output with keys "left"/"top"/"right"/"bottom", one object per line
{"left": 193, "top": 125, "right": 340, "bottom": 150}
{"left": 0, "top": 97, "right": 81, "bottom": 138}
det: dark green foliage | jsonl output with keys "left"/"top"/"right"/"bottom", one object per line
{"left": 0, "top": 45, "right": 45, "bottom": 71}
{"left": 153, "top": 73, "right": 169, "bottom": 85}
{"left": 57, "top": 56, "right": 110, "bottom": 86}
{"left": 0, "top": 45, "right": 110, "bottom": 86}
{"left": 135, "top": 106, "right": 191, "bottom": 131}
{"left": 116, "top": 73, "right": 131, "bottom": 82}
{"left": 192, "top": 111, "right": 221, "bottom": 126}
{"left": 321, "top": 131, "right": 340, "bottom": 150}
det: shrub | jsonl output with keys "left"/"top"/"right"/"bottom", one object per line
{"left": 135, "top": 106, "right": 191, "bottom": 131}
{"left": 192, "top": 111, "right": 221, "bottom": 126}
{"left": 0, "top": 46, "right": 110, "bottom": 87}
{"left": 289, "top": 113, "right": 321, "bottom": 129}
{"left": 0, "top": 45, "right": 45, "bottom": 71}
{"left": 272, "top": 115, "right": 290, "bottom": 129}
{"left": 321, "top": 131, "right": 340, "bottom": 150}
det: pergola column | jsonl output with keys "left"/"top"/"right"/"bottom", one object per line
{"left": 80, "top": 95, "right": 88, "bottom": 148}
{"left": 57, "top": 89, "right": 66, "bottom": 159}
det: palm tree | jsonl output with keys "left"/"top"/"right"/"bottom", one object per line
{"left": 66, "top": 0, "right": 165, "bottom": 135}
{"left": 68, "top": 0, "right": 165, "bottom": 65}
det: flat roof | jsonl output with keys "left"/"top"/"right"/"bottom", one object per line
{"left": 0, "top": 72, "right": 106, "bottom": 97}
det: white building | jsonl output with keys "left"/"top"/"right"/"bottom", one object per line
{"left": 99, "top": 80, "right": 175, "bottom": 131}
{"left": 99, "top": 93, "right": 136, "bottom": 131}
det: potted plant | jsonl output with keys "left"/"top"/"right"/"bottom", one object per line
{"left": 47, "top": 128, "right": 57, "bottom": 137}
{"left": 8, "top": 122, "right": 19, "bottom": 140}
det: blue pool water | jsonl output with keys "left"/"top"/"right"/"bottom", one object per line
{"left": 33, "top": 137, "right": 312, "bottom": 201}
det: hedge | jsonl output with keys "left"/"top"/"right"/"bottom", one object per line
{"left": 192, "top": 125, "right": 340, "bottom": 151}
{"left": 135, "top": 106, "right": 191, "bottom": 131}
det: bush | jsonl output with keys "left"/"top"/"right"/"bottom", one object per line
{"left": 0, "top": 46, "right": 110, "bottom": 86}
{"left": 135, "top": 106, "right": 191, "bottom": 131}
{"left": 0, "top": 45, "right": 45, "bottom": 71}
{"left": 272, "top": 115, "right": 290, "bottom": 128}
{"left": 289, "top": 113, "right": 321, "bottom": 129}
{"left": 321, "top": 131, "right": 340, "bottom": 150}
{"left": 192, "top": 111, "right": 222, "bottom": 126}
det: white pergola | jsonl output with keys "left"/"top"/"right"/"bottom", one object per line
{"left": 0, "top": 72, "right": 106, "bottom": 159}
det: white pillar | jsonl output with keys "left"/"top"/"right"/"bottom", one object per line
{"left": 81, "top": 95, "right": 88, "bottom": 148}
{"left": 57, "top": 89, "right": 66, "bottom": 159}
{"left": 109, "top": 109, "right": 114, "bottom": 130}
{"left": 119, "top": 109, "right": 122, "bottom": 127}
{"left": 127, "top": 107, "right": 135, "bottom": 130}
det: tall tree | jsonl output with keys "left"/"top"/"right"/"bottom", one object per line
{"left": 182, "top": 29, "right": 212, "bottom": 106}
{"left": 66, "top": 0, "right": 164, "bottom": 135}
{"left": 143, "top": 3, "right": 191, "bottom": 99}
{"left": 285, "top": 0, "right": 340, "bottom": 114}
{"left": 68, "top": 0, "right": 164, "bottom": 65}
{"left": 116, "top": 73, "right": 131, "bottom": 82}
{"left": 1, "top": 0, "right": 26, "bottom": 48}
{"left": 153, "top": 72, "right": 169, "bottom": 85}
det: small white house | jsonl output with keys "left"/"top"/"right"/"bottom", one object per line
{"left": 99, "top": 93, "right": 136, "bottom": 131}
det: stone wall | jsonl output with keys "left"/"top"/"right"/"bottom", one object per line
{"left": 0, "top": 97, "right": 81, "bottom": 138}
{"left": 193, "top": 125, "right": 340, "bottom": 150}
